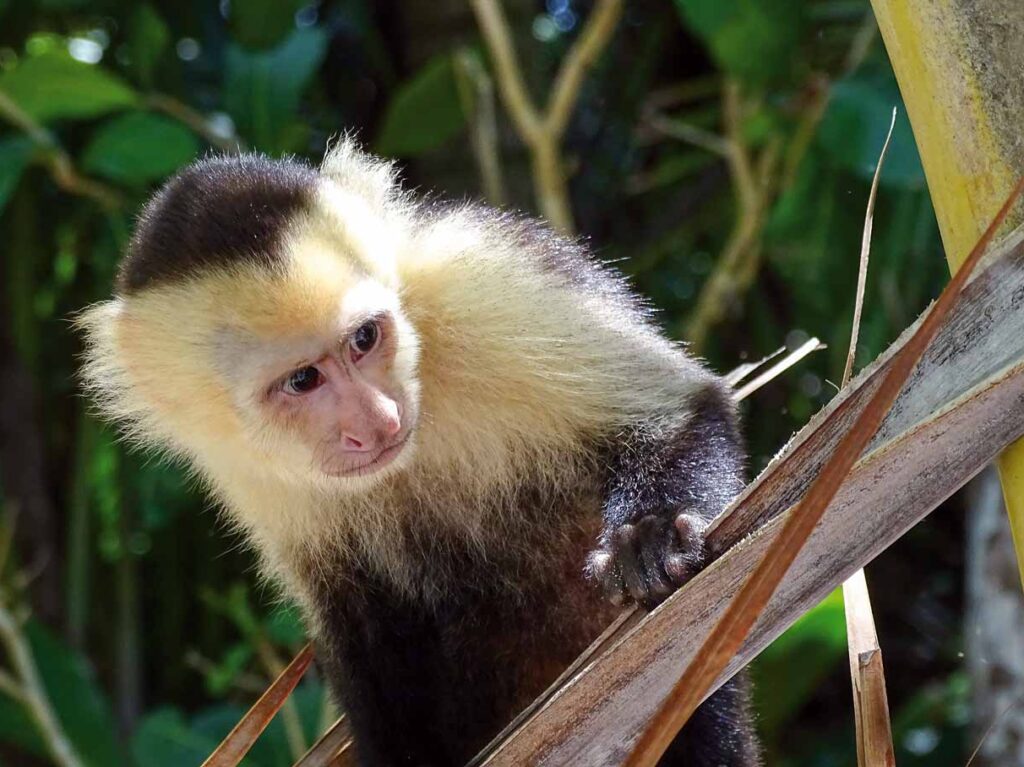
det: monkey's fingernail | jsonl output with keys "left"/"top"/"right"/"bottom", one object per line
{"left": 613, "top": 524, "right": 637, "bottom": 547}
{"left": 588, "top": 551, "right": 613, "bottom": 578}
{"left": 664, "top": 553, "right": 691, "bottom": 584}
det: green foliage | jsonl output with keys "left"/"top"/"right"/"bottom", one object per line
{"left": 82, "top": 113, "right": 200, "bottom": 185}
{"left": 0, "top": 623, "right": 121, "bottom": 766}
{"left": 127, "top": 5, "right": 171, "bottom": 88}
{"left": 131, "top": 708, "right": 224, "bottom": 767}
{"left": 132, "top": 682, "right": 328, "bottom": 767}
{"left": 225, "top": 27, "right": 329, "bottom": 153}
{"left": 229, "top": 0, "right": 308, "bottom": 51}
{"left": 375, "top": 54, "right": 467, "bottom": 157}
{"left": 752, "top": 589, "right": 848, "bottom": 739}
{"left": 673, "top": 0, "right": 805, "bottom": 85}
{"left": 818, "top": 59, "right": 926, "bottom": 189}
{"left": 0, "top": 48, "right": 137, "bottom": 122}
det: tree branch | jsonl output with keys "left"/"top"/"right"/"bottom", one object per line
{"left": 145, "top": 94, "right": 246, "bottom": 154}
{"left": 0, "top": 91, "right": 123, "bottom": 209}
{"left": 470, "top": 0, "right": 625, "bottom": 232}
{"left": 0, "top": 602, "right": 84, "bottom": 767}
{"left": 467, "top": 0, "right": 542, "bottom": 144}
{"left": 545, "top": 0, "right": 624, "bottom": 138}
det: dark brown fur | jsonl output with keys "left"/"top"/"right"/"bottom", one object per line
{"left": 118, "top": 155, "right": 317, "bottom": 295}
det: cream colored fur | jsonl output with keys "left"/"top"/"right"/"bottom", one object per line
{"left": 78, "top": 140, "right": 710, "bottom": 603}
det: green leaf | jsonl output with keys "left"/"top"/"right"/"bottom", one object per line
{"left": 224, "top": 27, "right": 328, "bottom": 154}
{"left": 672, "top": 0, "right": 803, "bottom": 85}
{"left": 0, "top": 136, "right": 33, "bottom": 214}
{"left": 129, "top": 5, "right": 171, "bottom": 87}
{"left": 817, "top": 65, "right": 925, "bottom": 189}
{"left": 230, "top": 0, "right": 305, "bottom": 51}
{"left": 131, "top": 708, "right": 222, "bottom": 767}
{"left": 0, "top": 622, "right": 121, "bottom": 766}
{"left": 0, "top": 51, "right": 137, "bottom": 123}
{"left": 375, "top": 54, "right": 466, "bottom": 157}
{"left": 81, "top": 112, "right": 199, "bottom": 186}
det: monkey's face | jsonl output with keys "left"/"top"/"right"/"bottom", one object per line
{"left": 247, "top": 276, "right": 421, "bottom": 483}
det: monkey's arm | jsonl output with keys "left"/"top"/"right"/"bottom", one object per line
{"left": 588, "top": 381, "right": 744, "bottom": 608}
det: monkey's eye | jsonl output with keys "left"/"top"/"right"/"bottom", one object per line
{"left": 349, "top": 320, "right": 379, "bottom": 360}
{"left": 284, "top": 366, "right": 323, "bottom": 395}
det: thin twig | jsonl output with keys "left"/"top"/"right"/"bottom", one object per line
{"left": 0, "top": 605, "right": 84, "bottom": 767}
{"left": 253, "top": 636, "right": 308, "bottom": 761}
{"left": 624, "top": 175, "right": 1024, "bottom": 766}
{"left": 733, "top": 337, "right": 824, "bottom": 401}
{"left": 842, "top": 106, "right": 897, "bottom": 767}
{"left": 645, "top": 112, "right": 731, "bottom": 158}
{"left": 202, "top": 644, "right": 315, "bottom": 767}
{"left": 683, "top": 80, "right": 780, "bottom": 349}
{"left": 843, "top": 107, "right": 897, "bottom": 384}
{"left": 145, "top": 94, "right": 246, "bottom": 153}
{"left": 545, "top": 0, "right": 624, "bottom": 138}
{"left": 965, "top": 693, "right": 1023, "bottom": 767}
{"left": 293, "top": 715, "right": 353, "bottom": 767}
{"left": 468, "top": 0, "right": 542, "bottom": 143}
{"left": 0, "top": 90, "right": 123, "bottom": 209}
{"left": 453, "top": 49, "right": 507, "bottom": 206}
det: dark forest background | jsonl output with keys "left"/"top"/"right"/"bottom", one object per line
{"left": 0, "top": 0, "right": 987, "bottom": 765}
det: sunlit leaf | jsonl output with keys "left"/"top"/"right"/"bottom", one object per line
{"left": 230, "top": 0, "right": 305, "bottom": 50}
{"left": 81, "top": 112, "right": 200, "bottom": 185}
{"left": 0, "top": 51, "right": 137, "bottom": 122}
{"left": 375, "top": 54, "right": 466, "bottom": 157}
{"left": 129, "top": 5, "right": 170, "bottom": 87}
{"left": 673, "top": 0, "right": 804, "bottom": 85}
{"left": 225, "top": 27, "right": 328, "bottom": 153}
{"left": 0, "top": 136, "right": 33, "bottom": 214}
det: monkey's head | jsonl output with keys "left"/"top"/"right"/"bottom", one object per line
{"left": 78, "top": 142, "right": 421, "bottom": 488}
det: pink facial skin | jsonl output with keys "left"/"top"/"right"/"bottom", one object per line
{"left": 265, "top": 313, "right": 413, "bottom": 478}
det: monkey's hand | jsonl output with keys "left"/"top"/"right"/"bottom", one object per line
{"left": 586, "top": 512, "right": 707, "bottom": 610}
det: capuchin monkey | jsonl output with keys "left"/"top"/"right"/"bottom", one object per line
{"left": 78, "top": 141, "right": 761, "bottom": 766}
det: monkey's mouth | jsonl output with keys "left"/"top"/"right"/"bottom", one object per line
{"left": 323, "top": 432, "right": 412, "bottom": 478}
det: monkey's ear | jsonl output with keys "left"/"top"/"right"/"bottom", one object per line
{"left": 320, "top": 135, "right": 400, "bottom": 211}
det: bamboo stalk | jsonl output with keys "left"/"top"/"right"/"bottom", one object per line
{"left": 869, "top": 0, "right": 1024, "bottom": 590}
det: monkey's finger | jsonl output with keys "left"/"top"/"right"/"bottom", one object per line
{"left": 665, "top": 512, "right": 708, "bottom": 585}
{"left": 587, "top": 550, "right": 627, "bottom": 605}
{"left": 636, "top": 516, "right": 674, "bottom": 602}
{"left": 612, "top": 525, "right": 648, "bottom": 604}
{"left": 674, "top": 513, "right": 707, "bottom": 563}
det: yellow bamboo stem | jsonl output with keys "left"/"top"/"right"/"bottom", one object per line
{"left": 870, "top": 0, "right": 1024, "bottom": 589}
